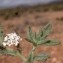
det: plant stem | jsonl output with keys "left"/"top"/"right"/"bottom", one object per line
{"left": 31, "top": 46, "right": 36, "bottom": 63}
{"left": 17, "top": 52, "right": 27, "bottom": 61}
{"left": 32, "top": 46, "right": 36, "bottom": 52}
{"left": 26, "top": 46, "right": 36, "bottom": 63}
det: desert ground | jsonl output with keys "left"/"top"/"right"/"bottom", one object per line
{"left": 0, "top": 10, "right": 63, "bottom": 63}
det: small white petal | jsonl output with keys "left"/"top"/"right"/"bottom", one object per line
{"left": 14, "top": 41, "right": 19, "bottom": 46}
{"left": 6, "top": 42, "right": 12, "bottom": 47}
{"left": 4, "top": 36, "right": 8, "bottom": 41}
{"left": 2, "top": 42, "right": 7, "bottom": 47}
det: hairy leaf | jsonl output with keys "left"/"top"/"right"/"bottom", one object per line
{"left": 25, "top": 38, "right": 33, "bottom": 43}
{"left": 33, "top": 32, "right": 36, "bottom": 39}
{"left": 41, "top": 40, "right": 61, "bottom": 46}
{"left": 25, "top": 38, "right": 37, "bottom": 46}
{"left": 32, "top": 32, "right": 37, "bottom": 43}
{"left": 37, "top": 27, "right": 43, "bottom": 39}
{"left": 42, "top": 23, "right": 52, "bottom": 39}
{"left": 27, "top": 26, "right": 33, "bottom": 40}
{"left": 34, "top": 53, "right": 50, "bottom": 62}
{"left": 37, "top": 40, "right": 49, "bottom": 45}
{"left": 0, "top": 49, "right": 17, "bottom": 56}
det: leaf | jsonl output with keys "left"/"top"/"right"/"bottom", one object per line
{"left": 37, "top": 40, "right": 49, "bottom": 45}
{"left": 37, "top": 27, "right": 43, "bottom": 39}
{"left": 42, "top": 23, "right": 52, "bottom": 39}
{"left": 32, "top": 32, "right": 37, "bottom": 42}
{"left": 0, "top": 48, "right": 17, "bottom": 56}
{"left": 0, "top": 25, "right": 4, "bottom": 46}
{"left": 25, "top": 38, "right": 33, "bottom": 43}
{"left": 34, "top": 53, "right": 50, "bottom": 62}
{"left": 25, "top": 38, "right": 37, "bottom": 46}
{"left": 41, "top": 40, "right": 61, "bottom": 46}
{"left": 33, "top": 32, "right": 36, "bottom": 39}
{"left": 27, "top": 26, "right": 33, "bottom": 40}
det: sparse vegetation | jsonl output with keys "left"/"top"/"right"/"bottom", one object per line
{"left": 0, "top": 3, "right": 63, "bottom": 20}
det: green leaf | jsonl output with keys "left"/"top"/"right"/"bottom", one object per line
{"left": 41, "top": 40, "right": 61, "bottom": 46}
{"left": 42, "top": 23, "right": 52, "bottom": 39}
{"left": 0, "top": 25, "right": 4, "bottom": 46}
{"left": 34, "top": 53, "right": 50, "bottom": 62}
{"left": 25, "top": 38, "right": 34, "bottom": 43}
{"left": 33, "top": 32, "right": 36, "bottom": 39}
{"left": 37, "top": 27, "right": 43, "bottom": 39}
{"left": 0, "top": 48, "right": 17, "bottom": 56}
{"left": 32, "top": 32, "right": 37, "bottom": 42}
{"left": 25, "top": 38, "right": 37, "bottom": 46}
{"left": 37, "top": 40, "right": 49, "bottom": 45}
{"left": 27, "top": 26, "right": 33, "bottom": 40}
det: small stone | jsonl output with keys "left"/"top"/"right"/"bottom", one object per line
{"left": 52, "top": 57, "right": 57, "bottom": 63}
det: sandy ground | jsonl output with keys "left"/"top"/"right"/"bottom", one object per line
{"left": 0, "top": 10, "right": 63, "bottom": 63}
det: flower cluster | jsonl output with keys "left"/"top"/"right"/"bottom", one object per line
{"left": 2, "top": 33, "right": 22, "bottom": 47}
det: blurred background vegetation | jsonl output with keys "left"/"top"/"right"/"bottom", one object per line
{"left": 0, "top": 2, "right": 63, "bottom": 20}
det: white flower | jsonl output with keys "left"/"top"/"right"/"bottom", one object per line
{"left": 2, "top": 33, "right": 22, "bottom": 47}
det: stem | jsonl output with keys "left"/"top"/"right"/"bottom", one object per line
{"left": 26, "top": 46, "right": 36, "bottom": 63}
{"left": 17, "top": 52, "right": 27, "bottom": 61}
{"left": 32, "top": 46, "right": 36, "bottom": 52}
{"left": 31, "top": 46, "right": 36, "bottom": 63}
